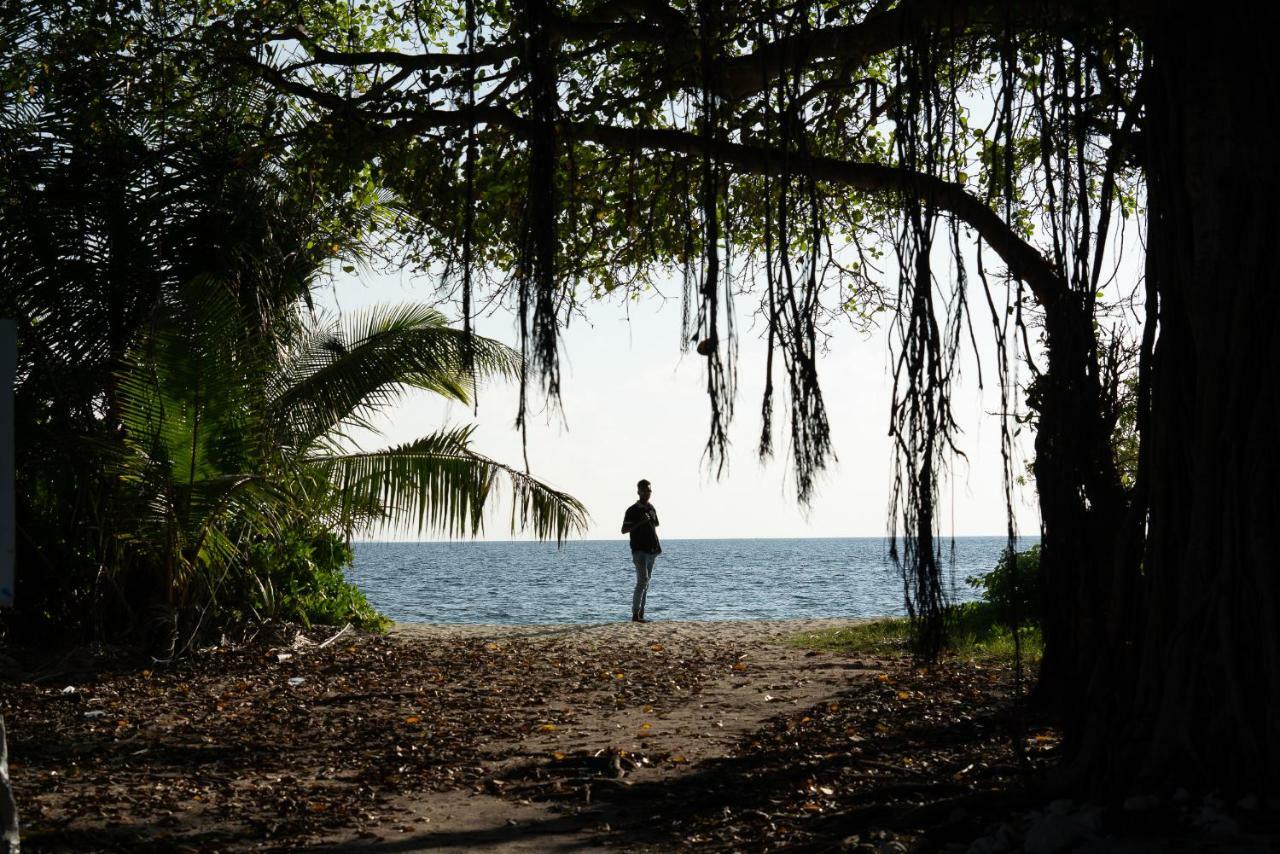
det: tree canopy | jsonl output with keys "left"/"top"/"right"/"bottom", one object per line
{"left": 5, "top": 0, "right": 1278, "bottom": 799}
{"left": 231, "top": 0, "right": 1276, "bottom": 797}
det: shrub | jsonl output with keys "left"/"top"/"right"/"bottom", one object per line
{"left": 242, "top": 527, "right": 390, "bottom": 631}
{"left": 966, "top": 544, "right": 1041, "bottom": 626}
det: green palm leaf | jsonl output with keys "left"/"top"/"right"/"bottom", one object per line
{"left": 271, "top": 304, "right": 522, "bottom": 449}
{"left": 307, "top": 426, "right": 589, "bottom": 543}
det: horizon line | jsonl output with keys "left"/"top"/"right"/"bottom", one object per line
{"left": 353, "top": 533, "right": 1042, "bottom": 544}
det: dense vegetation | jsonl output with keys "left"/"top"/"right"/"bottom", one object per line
{"left": 4, "top": 0, "right": 1277, "bottom": 806}
{"left": 0, "top": 1, "right": 586, "bottom": 653}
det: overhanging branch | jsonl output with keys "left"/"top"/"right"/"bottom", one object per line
{"left": 252, "top": 58, "right": 1065, "bottom": 307}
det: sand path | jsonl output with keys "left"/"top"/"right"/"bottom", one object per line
{"left": 330, "top": 618, "right": 879, "bottom": 852}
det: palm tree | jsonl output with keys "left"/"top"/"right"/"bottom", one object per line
{"left": 115, "top": 289, "right": 588, "bottom": 646}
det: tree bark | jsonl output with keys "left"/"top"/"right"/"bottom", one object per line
{"left": 1032, "top": 290, "right": 1128, "bottom": 726}
{"left": 1075, "top": 1, "right": 1280, "bottom": 795}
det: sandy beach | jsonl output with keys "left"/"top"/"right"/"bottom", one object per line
{"left": 375, "top": 618, "right": 881, "bottom": 851}
{"left": 13, "top": 616, "right": 943, "bottom": 853}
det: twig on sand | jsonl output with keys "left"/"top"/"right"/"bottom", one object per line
{"left": 317, "top": 623, "right": 353, "bottom": 650}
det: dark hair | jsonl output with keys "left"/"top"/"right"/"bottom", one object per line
{"left": 637, "top": 479, "right": 651, "bottom": 490}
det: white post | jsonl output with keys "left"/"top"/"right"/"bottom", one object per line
{"left": 0, "top": 319, "right": 12, "bottom": 610}
{"left": 0, "top": 715, "right": 17, "bottom": 853}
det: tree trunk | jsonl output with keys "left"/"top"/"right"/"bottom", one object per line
{"left": 1078, "top": 2, "right": 1280, "bottom": 795}
{"left": 1031, "top": 290, "right": 1129, "bottom": 732}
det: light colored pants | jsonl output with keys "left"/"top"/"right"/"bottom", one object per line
{"left": 631, "top": 550, "right": 657, "bottom": 618}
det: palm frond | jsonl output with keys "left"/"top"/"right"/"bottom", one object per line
{"left": 272, "top": 304, "right": 521, "bottom": 449}
{"left": 307, "top": 426, "right": 589, "bottom": 543}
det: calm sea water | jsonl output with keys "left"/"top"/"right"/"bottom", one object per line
{"left": 348, "top": 536, "right": 1035, "bottom": 625}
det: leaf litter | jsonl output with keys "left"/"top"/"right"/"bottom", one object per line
{"left": 0, "top": 621, "right": 1159, "bottom": 852}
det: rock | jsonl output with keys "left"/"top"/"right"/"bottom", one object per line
{"left": 965, "top": 822, "right": 1017, "bottom": 854}
{"left": 1023, "top": 800, "right": 1104, "bottom": 854}
{"left": 1123, "top": 793, "right": 1160, "bottom": 812}
{"left": 1193, "top": 802, "right": 1239, "bottom": 836}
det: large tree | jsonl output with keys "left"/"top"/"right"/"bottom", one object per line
{"left": 0, "top": 0, "right": 587, "bottom": 641}
{"left": 65, "top": 0, "right": 1280, "bottom": 795}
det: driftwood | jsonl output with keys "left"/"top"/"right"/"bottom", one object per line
{"left": 0, "top": 715, "right": 19, "bottom": 853}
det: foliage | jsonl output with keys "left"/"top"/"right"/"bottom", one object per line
{"left": 1, "top": 0, "right": 586, "bottom": 649}
{"left": 965, "top": 545, "right": 1042, "bottom": 627}
{"left": 240, "top": 527, "right": 389, "bottom": 631}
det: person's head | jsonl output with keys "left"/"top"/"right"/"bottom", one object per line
{"left": 636, "top": 479, "right": 652, "bottom": 501}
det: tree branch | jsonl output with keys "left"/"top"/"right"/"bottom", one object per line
{"left": 248, "top": 59, "right": 1064, "bottom": 307}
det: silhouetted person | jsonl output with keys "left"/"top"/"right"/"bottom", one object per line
{"left": 621, "top": 479, "right": 661, "bottom": 622}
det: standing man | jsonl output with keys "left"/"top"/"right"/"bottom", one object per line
{"left": 621, "top": 479, "right": 661, "bottom": 623}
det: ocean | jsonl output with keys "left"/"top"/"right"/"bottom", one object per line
{"left": 347, "top": 536, "right": 1035, "bottom": 625}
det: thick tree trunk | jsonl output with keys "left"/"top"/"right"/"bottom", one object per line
{"left": 1032, "top": 292, "right": 1128, "bottom": 726}
{"left": 1078, "top": 2, "right": 1280, "bottom": 794}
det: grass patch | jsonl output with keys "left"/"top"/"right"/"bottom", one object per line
{"left": 789, "top": 602, "right": 1042, "bottom": 664}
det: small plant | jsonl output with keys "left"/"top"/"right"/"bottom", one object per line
{"left": 966, "top": 544, "right": 1041, "bottom": 626}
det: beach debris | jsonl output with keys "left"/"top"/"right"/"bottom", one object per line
{"left": 287, "top": 677, "right": 305, "bottom": 687}
{"left": 317, "top": 623, "right": 352, "bottom": 649}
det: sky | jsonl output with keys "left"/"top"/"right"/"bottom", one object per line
{"left": 317, "top": 266, "right": 1041, "bottom": 542}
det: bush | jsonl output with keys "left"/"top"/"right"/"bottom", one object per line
{"left": 966, "top": 544, "right": 1041, "bottom": 625}
{"left": 242, "top": 527, "right": 390, "bottom": 632}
